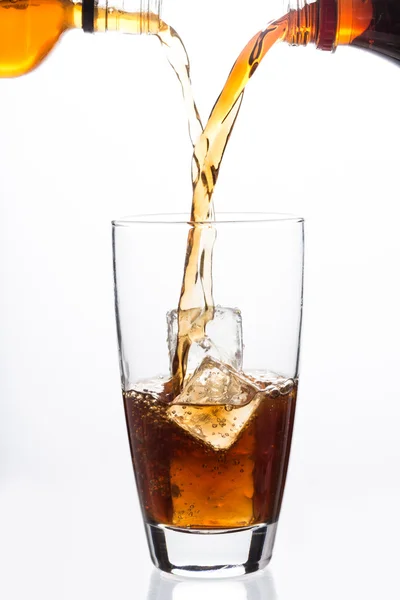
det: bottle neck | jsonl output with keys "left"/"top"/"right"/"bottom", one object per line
{"left": 78, "top": 0, "right": 163, "bottom": 34}
{"left": 285, "top": 0, "right": 336, "bottom": 50}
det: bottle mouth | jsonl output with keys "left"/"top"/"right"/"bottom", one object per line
{"left": 286, "top": 0, "right": 319, "bottom": 47}
{"left": 88, "top": 0, "right": 163, "bottom": 34}
{"left": 141, "top": 0, "right": 163, "bottom": 33}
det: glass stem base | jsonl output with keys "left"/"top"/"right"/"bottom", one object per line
{"left": 145, "top": 522, "right": 278, "bottom": 578}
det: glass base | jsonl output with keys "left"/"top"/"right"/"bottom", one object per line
{"left": 145, "top": 522, "right": 278, "bottom": 578}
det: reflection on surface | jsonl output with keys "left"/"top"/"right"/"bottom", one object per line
{"left": 147, "top": 568, "right": 277, "bottom": 600}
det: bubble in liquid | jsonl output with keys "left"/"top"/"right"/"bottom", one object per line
{"left": 280, "top": 379, "right": 295, "bottom": 394}
{"left": 265, "top": 385, "right": 280, "bottom": 398}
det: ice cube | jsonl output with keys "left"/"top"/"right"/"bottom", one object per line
{"left": 167, "top": 398, "right": 262, "bottom": 451}
{"left": 167, "top": 306, "right": 243, "bottom": 376}
{"left": 172, "top": 357, "right": 258, "bottom": 407}
{"left": 166, "top": 357, "right": 261, "bottom": 450}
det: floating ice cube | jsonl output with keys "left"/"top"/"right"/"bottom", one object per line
{"left": 172, "top": 357, "right": 258, "bottom": 407}
{"left": 166, "top": 357, "right": 261, "bottom": 450}
{"left": 167, "top": 306, "right": 243, "bottom": 376}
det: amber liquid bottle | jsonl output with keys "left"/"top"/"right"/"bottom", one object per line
{"left": 0, "top": 0, "right": 162, "bottom": 77}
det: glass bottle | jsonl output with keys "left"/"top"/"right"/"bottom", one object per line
{"left": 0, "top": 0, "right": 162, "bottom": 77}
{"left": 286, "top": 0, "right": 400, "bottom": 63}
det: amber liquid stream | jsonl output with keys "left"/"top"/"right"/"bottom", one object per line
{"left": 172, "top": 16, "right": 289, "bottom": 386}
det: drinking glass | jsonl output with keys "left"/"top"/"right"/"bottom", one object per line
{"left": 112, "top": 213, "right": 304, "bottom": 578}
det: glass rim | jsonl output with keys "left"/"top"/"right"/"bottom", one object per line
{"left": 112, "top": 212, "right": 304, "bottom": 227}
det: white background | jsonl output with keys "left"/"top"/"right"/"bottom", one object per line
{"left": 1, "top": 5, "right": 400, "bottom": 599}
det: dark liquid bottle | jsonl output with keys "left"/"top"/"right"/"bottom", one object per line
{"left": 288, "top": 0, "right": 400, "bottom": 63}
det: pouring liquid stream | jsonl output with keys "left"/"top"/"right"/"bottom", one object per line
{"left": 159, "top": 16, "right": 290, "bottom": 390}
